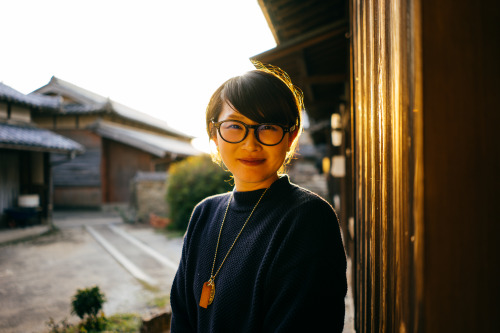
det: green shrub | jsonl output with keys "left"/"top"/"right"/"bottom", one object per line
{"left": 167, "top": 154, "right": 232, "bottom": 230}
{"left": 71, "top": 286, "right": 106, "bottom": 331}
{"left": 48, "top": 287, "right": 142, "bottom": 333}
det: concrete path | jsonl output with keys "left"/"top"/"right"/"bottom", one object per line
{"left": 0, "top": 210, "right": 183, "bottom": 333}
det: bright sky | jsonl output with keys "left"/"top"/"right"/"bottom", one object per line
{"left": 0, "top": 0, "right": 276, "bottom": 149}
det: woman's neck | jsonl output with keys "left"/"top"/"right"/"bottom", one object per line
{"left": 234, "top": 174, "right": 279, "bottom": 192}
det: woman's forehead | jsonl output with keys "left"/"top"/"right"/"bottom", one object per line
{"left": 218, "top": 99, "right": 291, "bottom": 126}
{"left": 219, "top": 103, "right": 258, "bottom": 124}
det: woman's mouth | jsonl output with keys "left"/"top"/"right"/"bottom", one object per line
{"left": 238, "top": 158, "right": 265, "bottom": 166}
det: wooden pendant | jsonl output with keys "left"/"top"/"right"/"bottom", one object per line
{"left": 199, "top": 281, "right": 215, "bottom": 308}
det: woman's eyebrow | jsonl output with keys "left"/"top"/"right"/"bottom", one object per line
{"left": 225, "top": 113, "right": 247, "bottom": 121}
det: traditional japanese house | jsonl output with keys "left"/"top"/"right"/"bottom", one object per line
{"left": 255, "top": 0, "right": 499, "bottom": 332}
{"left": 0, "top": 82, "right": 84, "bottom": 228}
{"left": 30, "top": 77, "right": 200, "bottom": 209}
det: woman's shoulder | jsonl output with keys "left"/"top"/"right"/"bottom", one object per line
{"left": 193, "top": 191, "right": 232, "bottom": 213}
{"left": 184, "top": 191, "right": 232, "bottom": 237}
{"left": 291, "top": 190, "right": 336, "bottom": 222}
{"left": 269, "top": 177, "right": 338, "bottom": 226}
{"left": 268, "top": 180, "right": 344, "bottom": 259}
{"left": 283, "top": 179, "right": 334, "bottom": 211}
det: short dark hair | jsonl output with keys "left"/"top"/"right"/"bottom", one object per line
{"left": 206, "top": 63, "right": 304, "bottom": 172}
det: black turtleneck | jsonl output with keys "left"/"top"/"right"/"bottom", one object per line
{"left": 170, "top": 176, "right": 347, "bottom": 333}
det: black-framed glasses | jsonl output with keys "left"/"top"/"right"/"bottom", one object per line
{"left": 212, "top": 119, "right": 296, "bottom": 146}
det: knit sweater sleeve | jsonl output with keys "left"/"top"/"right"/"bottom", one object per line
{"left": 262, "top": 195, "right": 347, "bottom": 333}
{"left": 170, "top": 200, "right": 205, "bottom": 333}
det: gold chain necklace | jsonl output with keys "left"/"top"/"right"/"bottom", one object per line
{"left": 199, "top": 187, "right": 269, "bottom": 308}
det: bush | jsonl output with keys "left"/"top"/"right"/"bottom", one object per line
{"left": 71, "top": 286, "right": 106, "bottom": 331}
{"left": 167, "top": 154, "right": 232, "bottom": 230}
{"left": 48, "top": 287, "right": 142, "bottom": 333}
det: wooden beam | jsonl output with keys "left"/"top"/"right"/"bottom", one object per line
{"left": 251, "top": 21, "right": 348, "bottom": 63}
{"left": 303, "top": 74, "right": 347, "bottom": 85}
{"left": 258, "top": 0, "right": 280, "bottom": 44}
{"left": 296, "top": 50, "right": 315, "bottom": 103}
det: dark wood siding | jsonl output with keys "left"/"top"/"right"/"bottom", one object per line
{"left": 102, "top": 138, "right": 154, "bottom": 203}
{"left": 0, "top": 150, "right": 20, "bottom": 227}
{"left": 421, "top": 0, "right": 500, "bottom": 331}
{"left": 352, "top": 0, "right": 500, "bottom": 332}
{"left": 51, "top": 129, "right": 102, "bottom": 207}
{"left": 52, "top": 149, "right": 101, "bottom": 187}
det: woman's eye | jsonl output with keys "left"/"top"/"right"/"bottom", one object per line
{"left": 260, "top": 125, "right": 279, "bottom": 132}
{"left": 224, "top": 122, "right": 244, "bottom": 130}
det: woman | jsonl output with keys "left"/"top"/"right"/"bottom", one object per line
{"left": 170, "top": 63, "right": 347, "bottom": 332}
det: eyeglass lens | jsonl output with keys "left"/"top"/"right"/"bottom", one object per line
{"left": 219, "top": 121, "right": 284, "bottom": 145}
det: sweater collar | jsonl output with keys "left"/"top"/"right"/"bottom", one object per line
{"left": 231, "top": 175, "right": 291, "bottom": 210}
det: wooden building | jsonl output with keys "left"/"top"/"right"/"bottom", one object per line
{"left": 255, "top": 0, "right": 499, "bottom": 332}
{"left": 0, "top": 82, "right": 84, "bottom": 228}
{"left": 31, "top": 77, "right": 200, "bottom": 209}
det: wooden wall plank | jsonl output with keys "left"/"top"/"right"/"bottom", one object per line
{"left": 103, "top": 138, "right": 154, "bottom": 203}
{"left": 421, "top": 0, "right": 500, "bottom": 331}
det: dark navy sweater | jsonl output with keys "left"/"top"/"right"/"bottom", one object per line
{"left": 170, "top": 176, "right": 347, "bottom": 332}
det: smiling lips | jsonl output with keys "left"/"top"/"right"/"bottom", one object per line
{"left": 238, "top": 158, "right": 266, "bottom": 166}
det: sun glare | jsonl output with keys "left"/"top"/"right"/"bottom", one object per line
{"left": 0, "top": 0, "right": 276, "bottom": 140}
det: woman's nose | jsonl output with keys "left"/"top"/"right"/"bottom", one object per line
{"left": 242, "top": 129, "right": 261, "bottom": 151}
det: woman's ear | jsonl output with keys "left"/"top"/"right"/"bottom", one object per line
{"left": 209, "top": 123, "right": 218, "bottom": 145}
{"left": 288, "top": 129, "right": 298, "bottom": 148}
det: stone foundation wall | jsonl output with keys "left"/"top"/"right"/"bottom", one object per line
{"left": 131, "top": 172, "right": 169, "bottom": 223}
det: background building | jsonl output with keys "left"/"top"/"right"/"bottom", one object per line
{"left": 31, "top": 77, "right": 200, "bottom": 209}
{"left": 0, "top": 82, "right": 84, "bottom": 228}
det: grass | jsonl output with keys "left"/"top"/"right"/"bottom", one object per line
{"left": 46, "top": 313, "right": 142, "bottom": 333}
{"left": 148, "top": 294, "right": 170, "bottom": 309}
{"left": 105, "top": 313, "right": 143, "bottom": 332}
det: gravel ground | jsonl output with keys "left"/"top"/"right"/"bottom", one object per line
{"left": 0, "top": 216, "right": 183, "bottom": 333}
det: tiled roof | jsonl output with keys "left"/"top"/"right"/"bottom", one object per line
{"left": 0, "top": 82, "right": 60, "bottom": 109}
{"left": 92, "top": 121, "right": 200, "bottom": 157}
{"left": 0, "top": 122, "right": 85, "bottom": 154}
{"left": 32, "top": 77, "right": 193, "bottom": 139}
{"left": 63, "top": 103, "right": 105, "bottom": 113}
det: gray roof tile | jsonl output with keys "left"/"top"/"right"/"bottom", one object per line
{"left": 32, "top": 77, "right": 192, "bottom": 139}
{"left": 0, "top": 82, "right": 60, "bottom": 109}
{"left": 92, "top": 121, "right": 200, "bottom": 157}
{"left": 0, "top": 123, "right": 85, "bottom": 153}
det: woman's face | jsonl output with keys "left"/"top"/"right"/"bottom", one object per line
{"left": 213, "top": 102, "right": 295, "bottom": 191}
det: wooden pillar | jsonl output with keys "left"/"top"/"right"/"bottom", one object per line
{"left": 351, "top": 0, "right": 423, "bottom": 331}
{"left": 44, "top": 152, "right": 53, "bottom": 225}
